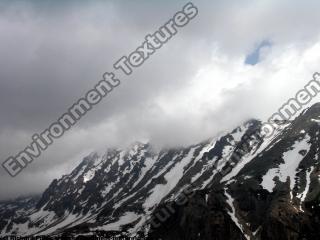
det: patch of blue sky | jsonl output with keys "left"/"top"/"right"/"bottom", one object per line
{"left": 245, "top": 40, "right": 272, "bottom": 65}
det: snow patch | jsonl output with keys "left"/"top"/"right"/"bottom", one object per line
{"left": 261, "top": 135, "right": 311, "bottom": 196}
{"left": 225, "top": 190, "right": 249, "bottom": 240}
{"left": 311, "top": 118, "right": 320, "bottom": 123}
{"left": 297, "top": 166, "right": 314, "bottom": 211}
{"left": 143, "top": 148, "right": 196, "bottom": 210}
{"left": 97, "top": 212, "right": 139, "bottom": 231}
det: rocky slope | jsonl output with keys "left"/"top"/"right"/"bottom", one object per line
{"left": 2, "top": 103, "right": 320, "bottom": 239}
{"left": 149, "top": 104, "right": 320, "bottom": 240}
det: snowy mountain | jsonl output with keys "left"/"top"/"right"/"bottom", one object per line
{"left": 2, "top": 103, "right": 320, "bottom": 239}
{"left": 149, "top": 104, "right": 320, "bottom": 240}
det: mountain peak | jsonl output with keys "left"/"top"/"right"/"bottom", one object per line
{"left": 2, "top": 113, "right": 320, "bottom": 239}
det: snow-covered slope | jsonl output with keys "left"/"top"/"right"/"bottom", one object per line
{"left": 0, "top": 119, "right": 265, "bottom": 237}
{"left": 3, "top": 103, "right": 320, "bottom": 239}
{"left": 148, "top": 103, "right": 320, "bottom": 240}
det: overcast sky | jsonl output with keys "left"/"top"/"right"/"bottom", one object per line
{"left": 1, "top": 0, "right": 320, "bottom": 200}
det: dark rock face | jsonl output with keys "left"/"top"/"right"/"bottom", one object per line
{"left": 3, "top": 104, "right": 320, "bottom": 239}
{"left": 147, "top": 189, "right": 246, "bottom": 240}
{"left": 149, "top": 105, "right": 320, "bottom": 240}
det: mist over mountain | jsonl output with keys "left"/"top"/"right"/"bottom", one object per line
{"left": 2, "top": 0, "right": 320, "bottom": 200}
{"left": 1, "top": 103, "right": 320, "bottom": 239}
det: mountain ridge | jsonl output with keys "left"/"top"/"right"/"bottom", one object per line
{"left": 2, "top": 103, "right": 320, "bottom": 239}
